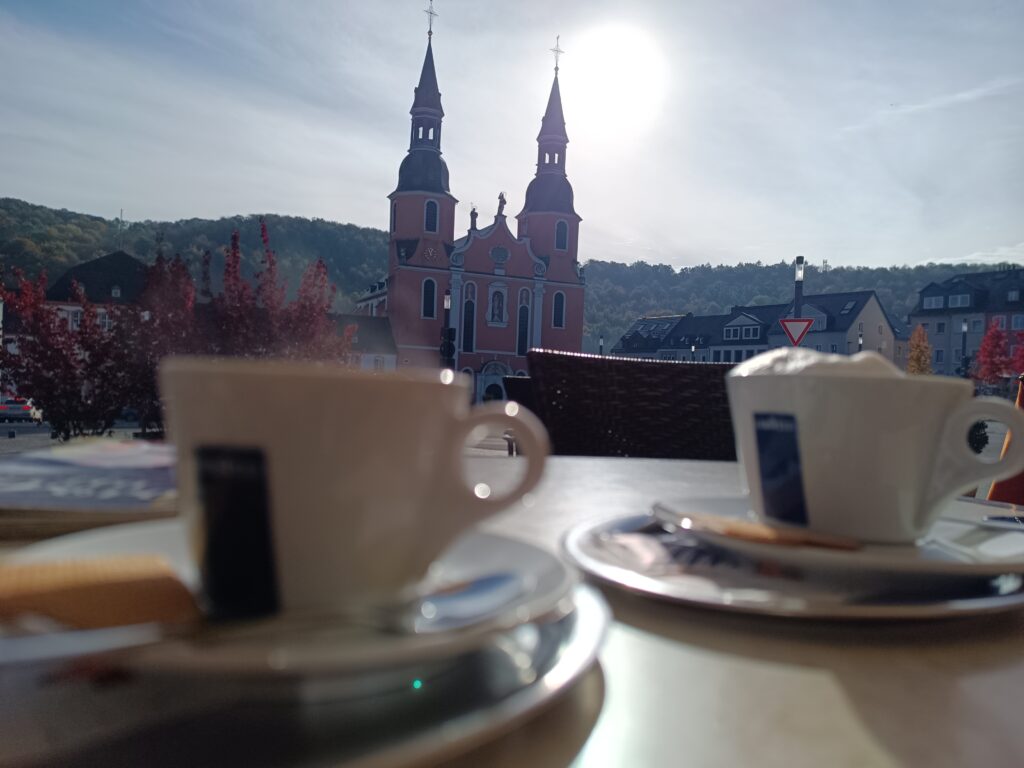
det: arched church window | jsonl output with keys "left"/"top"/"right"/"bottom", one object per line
{"left": 555, "top": 220, "right": 568, "bottom": 250}
{"left": 390, "top": 202, "right": 397, "bottom": 233}
{"left": 428, "top": 127, "right": 434, "bottom": 140}
{"left": 554, "top": 152, "right": 560, "bottom": 164}
{"left": 421, "top": 278, "right": 436, "bottom": 319}
{"left": 418, "top": 126, "right": 424, "bottom": 139}
{"left": 424, "top": 200, "right": 438, "bottom": 233}
{"left": 553, "top": 291, "right": 566, "bottom": 328}
{"left": 462, "top": 283, "right": 476, "bottom": 353}
{"left": 517, "top": 303, "right": 530, "bottom": 357}
{"left": 544, "top": 152, "right": 550, "bottom": 164}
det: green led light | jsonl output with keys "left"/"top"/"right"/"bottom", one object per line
{"left": 412, "top": 679, "right": 423, "bottom": 690}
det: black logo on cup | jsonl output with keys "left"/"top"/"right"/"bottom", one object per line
{"left": 196, "top": 446, "right": 279, "bottom": 619}
{"left": 754, "top": 413, "right": 809, "bottom": 527}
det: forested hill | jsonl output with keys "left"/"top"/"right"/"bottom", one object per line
{"left": 0, "top": 198, "right": 1014, "bottom": 354}
{"left": 0, "top": 198, "right": 389, "bottom": 307}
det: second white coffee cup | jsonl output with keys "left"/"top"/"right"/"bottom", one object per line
{"left": 727, "top": 360, "right": 1024, "bottom": 544}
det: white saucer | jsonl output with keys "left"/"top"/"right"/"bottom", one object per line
{"left": 563, "top": 514, "right": 1024, "bottom": 620}
{"left": 7, "top": 519, "right": 577, "bottom": 676}
{"left": 657, "top": 496, "right": 1024, "bottom": 579}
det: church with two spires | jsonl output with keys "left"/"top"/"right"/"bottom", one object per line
{"left": 356, "top": 26, "right": 585, "bottom": 401}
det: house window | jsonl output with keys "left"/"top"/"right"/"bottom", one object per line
{"left": 462, "top": 283, "right": 476, "bottom": 353}
{"left": 552, "top": 291, "right": 566, "bottom": 328}
{"left": 745, "top": 350, "right": 756, "bottom": 360}
{"left": 516, "top": 290, "right": 532, "bottom": 360}
{"left": 971, "top": 319, "right": 983, "bottom": 332}
{"left": 878, "top": 324, "right": 883, "bottom": 335}
{"left": 555, "top": 220, "right": 569, "bottom": 251}
{"left": 70, "top": 310, "right": 82, "bottom": 330}
{"left": 713, "top": 350, "right": 721, "bottom": 362}
{"left": 994, "top": 315, "right": 1007, "bottom": 330}
{"left": 937, "top": 322, "right": 945, "bottom": 333}
{"left": 373, "top": 356, "right": 385, "bottom": 370}
{"left": 954, "top": 349, "right": 962, "bottom": 361}
{"left": 936, "top": 349, "right": 945, "bottom": 363}
{"left": 424, "top": 200, "right": 439, "bottom": 233}
{"left": 921, "top": 323, "right": 929, "bottom": 331}
{"left": 858, "top": 322, "right": 864, "bottom": 332}
{"left": 815, "top": 345, "right": 822, "bottom": 352}
{"left": 1010, "top": 290, "right": 1020, "bottom": 302}
{"left": 923, "top": 296, "right": 944, "bottom": 309}
{"left": 830, "top": 344, "right": 838, "bottom": 353}
{"left": 724, "top": 327, "right": 740, "bottom": 340}
{"left": 1012, "top": 315, "right": 1024, "bottom": 330}
{"left": 949, "top": 294, "right": 970, "bottom": 308}
{"left": 111, "top": 286, "right": 121, "bottom": 299}
{"left": 742, "top": 326, "right": 760, "bottom": 340}
{"left": 421, "top": 278, "right": 436, "bottom": 319}
{"left": 98, "top": 311, "right": 112, "bottom": 331}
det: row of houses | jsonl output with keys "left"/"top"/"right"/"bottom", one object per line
{"left": 611, "top": 290, "right": 909, "bottom": 368}
{"left": 0, "top": 252, "right": 400, "bottom": 374}
{"left": 612, "top": 267, "right": 1024, "bottom": 375}
{"left": 908, "top": 268, "right": 1024, "bottom": 376}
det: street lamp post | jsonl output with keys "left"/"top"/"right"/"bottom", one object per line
{"left": 960, "top": 319, "right": 969, "bottom": 378}
{"left": 794, "top": 255, "right": 805, "bottom": 319}
{"left": 439, "top": 288, "right": 455, "bottom": 369}
{"left": 691, "top": 344, "right": 696, "bottom": 362}
{"left": 858, "top": 332, "right": 863, "bottom": 353}
{"left": 599, "top": 334, "right": 604, "bottom": 356}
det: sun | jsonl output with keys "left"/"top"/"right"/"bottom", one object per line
{"left": 559, "top": 24, "right": 670, "bottom": 146}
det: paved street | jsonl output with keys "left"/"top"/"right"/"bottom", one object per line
{"left": 0, "top": 422, "right": 145, "bottom": 457}
{"left": 0, "top": 420, "right": 1015, "bottom": 466}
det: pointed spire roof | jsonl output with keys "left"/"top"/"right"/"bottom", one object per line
{"left": 412, "top": 39, "right": 443, "bottom": 116}
{"left": 538, "top": 73, "right": 567, "bottom": 142}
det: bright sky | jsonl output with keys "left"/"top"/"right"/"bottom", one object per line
{"left": 1, "top": 0, "right": 1022, "bottom": 268}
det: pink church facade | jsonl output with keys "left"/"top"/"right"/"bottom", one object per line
{"left": 356, "top": 31, "right": 585, "bottom": 401}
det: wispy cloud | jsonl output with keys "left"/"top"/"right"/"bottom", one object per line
{"left": 956, "top": 242, "right": 1024, "bottom": 265}
{"left": 843, "top": 75, "right": 1024, "bottom": 133}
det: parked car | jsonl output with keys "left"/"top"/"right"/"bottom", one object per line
{"left": 0, "top": 397, "right": 43, "bottom": 424}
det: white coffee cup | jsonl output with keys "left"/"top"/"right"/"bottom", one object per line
{"left": 727, "top": 352, "right": 1024, "bottom": 543}
{"left": 159, "top": 357, "right": 549, "bottom": 618}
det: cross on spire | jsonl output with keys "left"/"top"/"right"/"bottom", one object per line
{"left": 425, "top": 0, "right": 438, "bottom": 38}
{"left": 550, "top": 35, "right": 564, "bottom": 73}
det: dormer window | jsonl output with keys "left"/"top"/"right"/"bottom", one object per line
{"left": 949, "top": 294, "right": 971, "bottom": 308}
{"left": 923, "top": 296, "right": 944, "bottom": 309}
{"left": 111, "top": 285, "right": 121, "bottom": 299}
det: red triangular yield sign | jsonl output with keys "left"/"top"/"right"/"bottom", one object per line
{"left": 780, "top": 318, "right": 814, "bottom": 346}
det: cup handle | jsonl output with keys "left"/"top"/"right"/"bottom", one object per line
{"left": 445, "top": 402, "right": 550, "bottom": 516}
{"left": 924, "top": 396, "right": 1024, "bottom": 524}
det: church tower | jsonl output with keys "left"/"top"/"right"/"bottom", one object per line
{"left": 388, "top": 27, "right": 457, "bottom": 260}
{"left": 516, "top": 51, "right": 581, "bottom": 275}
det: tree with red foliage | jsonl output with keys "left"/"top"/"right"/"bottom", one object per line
{"left": 201, "top": 223, "right": 354, "bottom": 361}
{"left": 975, "top": 320, "right": 1012, "bottom": 385}
{"left": 0, "top": 272, "right": 132, "bottom": 439}
{"left": 2, "top": 221, "right": 354, "bottom": 440}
